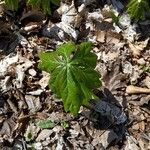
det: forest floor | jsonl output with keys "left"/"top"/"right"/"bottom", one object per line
{"left": 0, "top": 0, "right": 150, "bottom": 149}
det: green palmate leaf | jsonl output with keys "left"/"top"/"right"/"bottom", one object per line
{"left": 127, "top": 0, "right": 150, "bottom": 20}
{"left": 38, "top": 42, "right": 101, "bottom": 115}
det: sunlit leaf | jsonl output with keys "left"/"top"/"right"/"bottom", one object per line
{"left": 127, "top": 0, "right": 150, "bottom": 20}
{"left": 36, "top": 120, "right": 56, "bottom": 129}
{"left": 38, "top": 42, "right": 101, "bottom": 115}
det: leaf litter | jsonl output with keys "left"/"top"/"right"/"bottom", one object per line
{"left": 0, "top": 0, "right": 150, "bottom": 149}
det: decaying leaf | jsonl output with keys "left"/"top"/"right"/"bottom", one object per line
{"left": 0, "top": 115, "right": 17, "bottom": 137}
{"left": 36, "top": 129, "right": 53, "bottom": 141}
{"left": 143, "top": 76, "right": 150, "bottom": 89}
{"left": 128, "top": 38, "right": 149, "bottom": 57}
{"left": 0, "top": 53, "right": 19, "bottom": 76}
{"left": 124, "top": 135, "right": 140, "bottom": 150}
{"left": 25, "top": 95, "right": 42, "bottom": 112}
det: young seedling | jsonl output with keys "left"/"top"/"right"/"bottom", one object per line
{"left": 38, "top": 42, "right": 101, "bottom": 115}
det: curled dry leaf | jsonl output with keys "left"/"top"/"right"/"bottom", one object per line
{"left": 0, "top": 115, "right": 17, "bottom": 138}
{"left": 128, "top": 38, "right": 149, "bottom": 57}
{"left": 15, "top": 58, "right": 33, "bottom": 88}
{"left": 36, "top": 129, "right": 53, "bottom": 141}
{"left": 90, "top": 129, "right": 118, "bottom": 149}
{"left": 126, "top": 85, "right": 150, "bottom": 94}
{"left": 0, "top": 54, "right": 19, "bottom": 76}
{"left": 25, "top": 95, "right": 42, "bottom": 113}
{"left": 129, "top": 95, "right": 150, "bottom": 106}
{"left": 54, "top": 2, "right": 78, "bottom": 40}
{"left": 38, "top": 71, "right": 50, "bottom": 89}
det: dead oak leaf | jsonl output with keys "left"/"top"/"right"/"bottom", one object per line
{"left": 128, "top": 38, "right": 149, "bottom": 57}
{"left": 0, "top": 115, "right": 17, "bottom": 137}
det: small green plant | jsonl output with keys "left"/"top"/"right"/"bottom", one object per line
{"left": 127, "top": 0, "right": 150, "bottom": 20}
{"left": 36, "top": 119, "right": 56, "bottom": 129}
{"left": 38, "top": 42, "right": 101, "bottom": 115}
{"left": 4, "top": 0, "right": 60, "bottom": 14}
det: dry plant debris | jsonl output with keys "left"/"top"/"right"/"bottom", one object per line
{"left": 0, "top": 0, "right": 150, "bottom": 150}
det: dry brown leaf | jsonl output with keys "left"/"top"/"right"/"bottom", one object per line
{"left": 96, "top": 30, "right": 106, "bottom": 43}
{"left": 129, "top": 95, "right": 150, "bottom": 106}
{"left": 36, "top": 129, "right": 53, "bottom": 141}
{"left": 102, "top": 61, "right": 125, "bottom": 92}
{"left": 139, "top": 121, "right": 145, "bottom": 131}
{"left": 91, "top": 129, "right": 118, "bottom": 148}
{"left": 25, "top": 95, "right": 42, "bottom": 113}
{"left": 138, "top": 134, "right": 150, "bottom": 150}
{"left": 38, "top": 71, "right": 50, "bottom": 89}
{"left": 106, "top": 31, "right": 122, "bottom": 45}
{"left": 128, "top": 39, "right": 149, "bottom": 57}
{"left": 0, "top": 115, "right": 17, "bottom": 137}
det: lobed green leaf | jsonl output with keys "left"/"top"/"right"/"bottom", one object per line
{"left": 38, "top": 42, "right": 101, "bottom": 115}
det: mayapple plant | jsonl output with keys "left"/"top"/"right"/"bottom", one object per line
{"left": 38, "top": 42, "right": 102, "bottom": 115}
